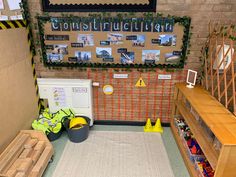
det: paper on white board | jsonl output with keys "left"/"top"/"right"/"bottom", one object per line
{"left": 52, "top": 87, "right": 67, "bottom": 107}
{"left": 10, "top": 15, "right": 23, "bottom": 20}
{"left": 0, "top": 0, "right": 4, "bottom": 9}
{"left": 0, "top": 15, "right": 8, "bottom": 21}
{"left": 7, "top": 0, "right": 21, "bottom": 10}
{"left": 72, "top": 87, "right": 89, "bottom": 108}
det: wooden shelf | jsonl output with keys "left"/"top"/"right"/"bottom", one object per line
{"left": 176, "top": 101, "right": 219, "bottom": 170}
{"left": 172, "top": 83, "right": 236, "bottom": 177}
{"left": 170, "top": 121, "right": 197, "bottom": 177}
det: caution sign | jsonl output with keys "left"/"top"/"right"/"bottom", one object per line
{"left": 135, "top": 77, "right": 146, "bottom": 87}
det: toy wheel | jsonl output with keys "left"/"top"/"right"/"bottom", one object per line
{"left": 49, "top": 156, "right": 54, "bottom": 163}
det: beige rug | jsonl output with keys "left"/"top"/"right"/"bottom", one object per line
{"left": 52, "top": 131, "right": 174, "bottom": 177}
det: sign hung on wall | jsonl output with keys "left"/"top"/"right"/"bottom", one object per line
{"left": 38, "top": 15, "right": 191, "bottom": 69}
{"left": 42, "top": 0, "right": 157, "bottom": 12}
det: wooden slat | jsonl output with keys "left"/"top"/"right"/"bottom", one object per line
{"left": 19, "top": 148, "right": 33, "bottom": 159}
{"left": 30, "top": 147, "right": 53, "bottom": 177}
{"left": 24, "top": 139, "right": 38, "bottom": 149}
{"left": 176, "top": 101, "right": 218, "bottom": 169}
{"left": 170, "top": 122, "right": 197, "bottom": 177}
{"left": 0, "top": 134, "right": 30, "bottom": 173}
{"left": 17, "top": 158, "right": 33, "bottom": 173}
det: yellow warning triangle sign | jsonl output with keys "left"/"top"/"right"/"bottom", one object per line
{"left": 135, "top": 77, "right": 146, "bottom": 87}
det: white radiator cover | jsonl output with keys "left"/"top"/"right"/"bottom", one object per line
{"left": 37, "top": 78, "right": 93, "bottom": 126}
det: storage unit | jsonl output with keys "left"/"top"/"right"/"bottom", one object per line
{"left": 37, "top": 78, "right": 93, "bottom": 126}
{"left": 171, "top": 83, "right": 236, "bottom": 177}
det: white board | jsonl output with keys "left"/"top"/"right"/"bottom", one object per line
{"left": 7, "top": 0, "right": 21, "bottom": 10}
{"left": 0, "top": 0, "right": 4, "bottom": 9}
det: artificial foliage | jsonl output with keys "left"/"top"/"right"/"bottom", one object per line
{"left": 20, "top": 0, "right": 36, "bottom": 56}
{"left": 37, "top": 13, "right": 192, "bottom": 69}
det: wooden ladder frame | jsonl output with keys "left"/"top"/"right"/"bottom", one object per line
{"left": 204, "top": 23, "right": 236, "bottom": 115}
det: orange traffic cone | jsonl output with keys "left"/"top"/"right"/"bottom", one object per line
{"left": 144, "top": 118, "right": 153, "bottom": 132}
{"left": 152, "top": 118, "right": 163, "bottom": 133}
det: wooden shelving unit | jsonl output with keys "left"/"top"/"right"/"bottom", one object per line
{"left": 171, "top": 83, "right": 236, "bottom": 177}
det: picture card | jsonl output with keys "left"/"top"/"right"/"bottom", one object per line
{"left": 151, "top": 39, "right": 161, "bottom": 44}
{"left": 0, "top": 15, "right": 8, "bottom": 21}
{"left": 164, "top": 18, "right": 174, "bottom": 32}
{"left": 68, "top": 57, "right": 78, "bottom": 62}
{"left": 157, "top": 34, "right": 176, "bottom": 46}
{"left": 102, "top": 18, "right": 111, "bottom": 31}
{"left": 103, "top": 57, "right": 114, "bottom": 62}
{"left": 126, "top": 35, "right": 137, "bottom": 40}
{"left": 117, "top": 48, "right": 127, "bottom": 53}
{"left": 81, "top": 20, "right": 90, "bottom": 31}
{"left": 45, "top": 45, "right": 54, "bottom": 50}
{"left": 75, "top": 51, "right": 92, "bottom": 63}
{"left": 120, "top": 52, "right": 135, "bottom": 64}
{"left": 77, "top": 34, "right": 94, "bottom": 46}
{"left": 122, "top": 19, "right": 131, "bottom": 32}
{"left": 100, "top": 41, "right": 110, "bottom": 46}
{"left": 9, "top": 15, "right": 23, "bottom": 20}
{"left": 153, "top": 18, "right": 163, "bottom": 32}
{"left": 71, "top": 43, "right": 84, "bottom": 48}
{"left": 47, "top": 53, "right": 63, "bottom": 62}
{"left": 48, "top": 44, "right": 68, "bottom": 55}
{"left": 45, "top": 35, "right": 69, "bottom": 41}
{"left": 143, "top": 20, "right": 152, "bottom": 32}
{"left": 132, "top": 18, "right": 142, "bottom": 32}
{"left": 132, "top": 35, "right": 145, "bottom": 47}
{"left": 96, "top": 47, "right": 112, "bottom": 58}
{"left": 165, "top": 51, "right": 181, "bottom": 63}
{"left": 91, "top": 18, "right": 101, "bottom": 31}
{"left": 107, "top": 33, "right": 123, "bottom": 45}
{"left": 142, "top": 50, "right": 160, "bottom": 64}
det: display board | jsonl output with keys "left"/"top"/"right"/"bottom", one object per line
{"left": 38, "top": 16, "right": 191, "bottom": 68}
{"left": 42, "top": 0, "right": 156, "bottom": 12}
{"left": 0, "top": 0, "right": 23, "bottom": 21}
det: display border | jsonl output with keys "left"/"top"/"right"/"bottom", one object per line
{"left": 37, "top": 15, "right": 191, "bottom": 69}
{"left": 42, "top": 0, "right": 157, "bottom": 12}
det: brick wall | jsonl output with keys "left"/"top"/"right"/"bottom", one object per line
{"left": 28, "top": 0, "right": 236, "bottom": 123}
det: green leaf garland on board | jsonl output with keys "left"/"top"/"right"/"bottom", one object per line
{"left": 20, "top": 0, "right": 36, "bottom": 56}
{"left": 37, "top": 14, "right": 192, "bottom": 70}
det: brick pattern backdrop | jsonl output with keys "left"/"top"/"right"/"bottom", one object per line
{"left": 27, "top": 0, "right": 236, "bottom": 123}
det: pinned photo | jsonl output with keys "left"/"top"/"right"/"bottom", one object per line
{"left": 75, "top": 51, "right": 92, "bottom": 63}
{"left": 132, "top": 35, "right": 145, "bottom": 47}
{"left": 158, "top": 34, "right": 176, "bottom": 46}
{"left": 165, "top": 51, "right": 181, "bottom": 63}
{"left": 120, "top": 52, "right": 135, "bottom": 64}
{"left": 96, "top": 47, "right": 112, "bottom": 58}
{"left": 50, "top": 44, "right": 68, "bottom": 55}
{"left": 142, "top": 50, "right": 160, "bottom": 64}
{"left": 107, "top": 33, "right": 123, "bottom": 45}
{"left": 47, "top": 53, "right": 63, "bottom": 62}
{"left": 77, "top": 34, "right": 94, "bottom": 46}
